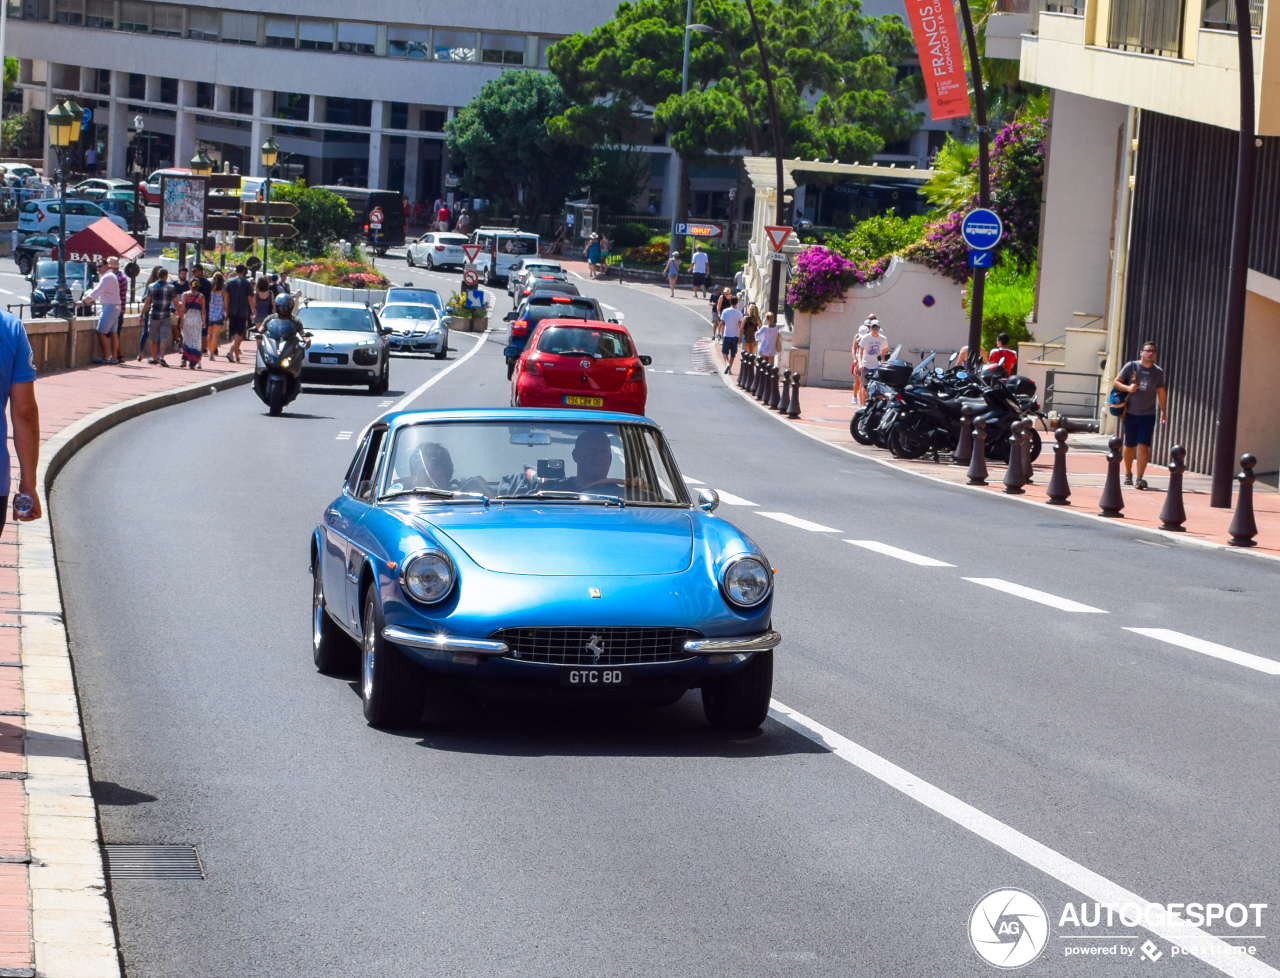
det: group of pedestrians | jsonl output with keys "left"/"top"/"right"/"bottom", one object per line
{"left": 586, "top": 233, "right": 611, "bottom": 278}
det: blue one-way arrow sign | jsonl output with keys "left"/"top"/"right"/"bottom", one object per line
{"left": 968, "top": 249, "right": 993, "bottom": 269}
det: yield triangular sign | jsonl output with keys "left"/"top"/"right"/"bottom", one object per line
{"left": 462, "top": 244, "right": 483, "bottom": 262}
{"left": 765, "top": 225, "right": 792, "bottom": 251}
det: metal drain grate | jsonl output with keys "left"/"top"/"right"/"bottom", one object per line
{"left": 103, "top": 845, "right": 204, "bottom": 880}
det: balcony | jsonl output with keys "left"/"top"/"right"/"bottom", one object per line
{"left": 989, "top": 0, "right": 1034, "bottom": 58}
{"left": 1201, "top": 0, "right": 1264, "bottom": 31}
{"left": 1107, "top": 0, "right": 1186, "bottom": 58}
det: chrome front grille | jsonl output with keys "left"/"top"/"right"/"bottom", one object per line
{"left": 493, "top": 627, "right": 701, "bottom": 666}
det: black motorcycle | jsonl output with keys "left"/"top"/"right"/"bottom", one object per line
{"left": 254, "top": 316, "right": 311, "bottom": 416}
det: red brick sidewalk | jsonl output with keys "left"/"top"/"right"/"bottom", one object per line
{"left": 1, "top": 349, "right": 253, "bottom": 974}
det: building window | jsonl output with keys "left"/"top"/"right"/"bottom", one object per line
{"left": 324, "top": 97, "right": 371, "bottom": 127}
{"left": 390, "top": 102, "right": 408, "bottom": 129}
{"left": 1107, "top": 0, "right": 1184, "bottom": 57}
{"left": 274, "top": 92, "right": 308, "bottom": 121}
{"left": 119, "top": 1, "right": 148, "bottom": 31}
{"left": 127, "top": 73, "right": 145, "bottom": 99}
{"left": 337, "top": 22, "right": 375, "bottom": 54}
{"left": 481, "top": 33, "right": 525, "bottom": 65}
{"left": 538, "top": 37, "right": 561, "bottom": 67}
{"left": 95, "top": 67, "right": 111, "bottom": 93}
{"left": 22, "top": 0, "right": 51, "bottom": 21}
{"left": 265, "top": 17, "right": 295, "bottom": 48}
{"left": 298, "top": 20, "right": 334, "bottom": 51}
{"left": 221, "top": 12, "right": 257, "bottom": 45}
{"left": 421, "top": 109, "right": 445, "bottom": 132}
{"left": 229, "top": 86, "right": 254, "bottom": 114}
{"left": 434, "top": 29, "right": 477, "bottom": 62}
{"left": 85, "top": 0, "right": 112, "bottom": 28}
{"left": 188, "top": 8, "right": 218, "bottom": 41}
{"left": 195, "top": 82, "right": 214, "bottom": 108}
{"left": 388, "top": 26, "right": 429, "bottom": 59}
{"left": 1202, "top": 0, "right": 1262, "bottom": 31}
{"left": 151, "top": 3, "right": 182, "bottom": 36}
{"left": 159, "top": 77, "right": 177, "bottom": 104}
{"left": 54, "top": 0, "right": 82, "bottom": 25}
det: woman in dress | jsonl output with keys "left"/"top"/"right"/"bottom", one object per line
{"left": 177, "top": 280, "right": 205, "bottom": 369}
{"left": 205, "top": 271, "right": 227, "bottom": 360}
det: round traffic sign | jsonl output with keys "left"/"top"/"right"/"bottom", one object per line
{"left": 368, "top": 207, "right": 384, "bottom": 225}
{"left": 961, "top": 208, "right": 1003, "bottom": 251}
{"left": 246, "top": 255, "right": 261, "bottom": 272}
{"left": 462, "top": 270, "right": 479, "bottom": 288}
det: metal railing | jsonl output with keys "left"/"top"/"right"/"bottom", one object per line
{"left": 1201, "top": 0, "right": 1263, "bottom": 31}
{"left": 1107, "top": 0, "right": 1186, "bottom": 57}
{"left": 1030, "top": 0, "right": 1086, "bottom": 30}
{"left": 1044, "top": 370, "right": 1103, "bottom": 426}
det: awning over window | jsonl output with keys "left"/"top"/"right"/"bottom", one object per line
{"left": 63, "top": 219, "right": 144, "bottom": 263}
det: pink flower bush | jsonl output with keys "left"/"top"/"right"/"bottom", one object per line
{"left": 786, "top": 247, "right": 897, "bottom": 313}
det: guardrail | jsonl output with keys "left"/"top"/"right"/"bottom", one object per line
{"left": 1045, "top": 369, "right": 1102, "bottom": 429}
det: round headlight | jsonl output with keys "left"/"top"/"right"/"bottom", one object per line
{"left": 721, "top": 555, "right": 771, "bottom": 608}
{"left": 400, "top": 550, "right": 455, "bottom": 604}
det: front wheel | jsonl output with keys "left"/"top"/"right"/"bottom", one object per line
{"left": 506, "top": 358, "right": 515, "bottom": 381}
{"left": 889, "top": 426, "right": 929, "bottom": 460}
{"left": 701, "top": 651, "right": 773, "bottom": 731}
{"left": 17, "top": 256, "right": 31, "bottom": 276}
{"left": 361, "top": 587, "right": 427, "bottom": 728}
{"left": 266, "top": 376, "right": 285, "bottom": 416}
{"left": 1026, "top": 426, "right": 1043, "bottom": 462}
{"left": 850, "top": 410, "right": 874, "bottom": 445}
{"left": 313, "top": 561, "right": 358, "bottom": 675}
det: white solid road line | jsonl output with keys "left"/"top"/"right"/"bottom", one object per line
{"left": 844, "top": 540, "right": 955, "bottom": 567}
{"left": 769, "top": 700, "right": 1279, "bottom": 978}
{"left": 681, "top": 475, "right": 704, "bottom": 485}
{"left": 756, "top": 512, "right": 841, "bottom": 533}
{"left": 1125, "top": 627, "right": 1280, "bottom": 676}
{"left": 389, "top": 328, "right": 490, "bottom": 414}
{"left": 963, "top": 577, "right": 1107, "bottom": 613}
{"left": 714, "top": 490, "right": 758, "bottom": 507}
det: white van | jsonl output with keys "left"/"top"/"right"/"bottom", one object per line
{"left": 469, "top": 228, "right": 539, "bottom": 285}
{"left": 238, "top": 176, "right": 292, "bottom": 202}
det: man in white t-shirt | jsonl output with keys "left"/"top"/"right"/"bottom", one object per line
{"left": 690, "top": 246, "right": 710, "bottom": 297}
{"left": 719, "top": 295, "right": 744, "bottom": 373}
{"left": 853, "top": 321, "right": 889, "bottom": 405}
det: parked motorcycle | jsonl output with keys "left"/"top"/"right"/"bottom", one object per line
{"left": 253, "top": 313, "right": 311, "bottom": 416}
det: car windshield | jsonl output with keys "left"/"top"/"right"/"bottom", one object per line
{"left": 537, "top": 326, "right": 632, "bottom": 359}
{"left": 382, "top": 421, "right": 687, "bottom": 506}
{"left": 380, "top": 304, "right": 438, "bottom": 321}
{"left": 36, "top": 260, "right": 88, "bottom": 280}
{"left": 385, "top": 288, "right": 442, "bottom": 308}
{"left": 296, "top": 306, "right": 375, "bottom": 332}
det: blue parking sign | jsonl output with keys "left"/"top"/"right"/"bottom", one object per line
{"left": 961, "top": 208, "right": 1003, "bottom": 251}
{"left": 464, "top": 289, "right": 485, "bottom": 309}
{"left": 967, "top": 249, "right": 994, "bottom": 269}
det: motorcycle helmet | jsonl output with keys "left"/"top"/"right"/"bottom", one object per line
{"left": 274, "top": 292, "right": 293, "bottom": 313}
{"left": 980, "top": 362, "right": 1008, "bottom": 382}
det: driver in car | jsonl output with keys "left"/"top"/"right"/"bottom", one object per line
{"left": 561, "top": 429, "right": 652, "bottom": 496}
{"left": 406, "top": 441, "right": 490, "bottom": 495}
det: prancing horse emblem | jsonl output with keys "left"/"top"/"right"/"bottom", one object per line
{"left": 585, "top": 634, "right": 605, "bottom": 663}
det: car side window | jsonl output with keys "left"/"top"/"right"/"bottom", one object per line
{"left": 354, "top": 427, "right": 388, "bottom": 502}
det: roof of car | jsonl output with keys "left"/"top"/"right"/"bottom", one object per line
{"left": 380, "top": 407, "right": 655, "bottom": 427}
{"left": 531, "top": 318, "right": 629, "bottom": 334}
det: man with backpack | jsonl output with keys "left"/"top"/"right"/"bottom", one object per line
{"left": 1112, "top": 340, "right": 1167, "bottom": 489}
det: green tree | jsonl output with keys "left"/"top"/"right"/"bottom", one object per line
{"left": 585, "top": 147, "right": 652, "bottom": 214}
{"left": 3, "top": 58, "right": 17, "bottom": 98}
{"left": 446, "top": 72, "right": 592, "bottom": 221}
{"left": 271, "top": 183, "right": 353, "bottom": 257}
{"left": 920, "top": 136, "right": 978, "bottom": 217}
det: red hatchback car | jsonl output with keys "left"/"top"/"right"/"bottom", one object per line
{"left": 510, "top": 319, "right": 651, "bottom": 415}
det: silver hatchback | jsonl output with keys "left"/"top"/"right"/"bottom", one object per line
{"left": 294, "top": 301, "right": 392, "bottom": 393}
{"left": 380, "top": 302, "right": 450, "bottom": 359}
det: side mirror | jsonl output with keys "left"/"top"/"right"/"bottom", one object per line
{"left": 639, "top": 355, "right": 652, "bottom": 366}
{"left": 503, "top": 345, "right": 521, "bottom": 359}
{"left": 379, "top": 326, "right": 393, "bottom": 335}
{"left": 697, "top": 488, "right": 720, "bottom": 513}
{"left": 301, "top": 331, "right": 313, "bottom": 339}
{"left": 503, "top": 311, "right": 516, "bottom": 321}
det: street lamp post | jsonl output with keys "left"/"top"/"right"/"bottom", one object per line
{"left": 742, "top": 0, "right": 786, "bottom": 318}
{"left": 260, "top": 136, "right": 279, "bottom": 274}
{"left": 46, "top": 99, "right": 81, "bottom": 320}
{"left": 667, "top": 0, "right": 694, "bottom": 258}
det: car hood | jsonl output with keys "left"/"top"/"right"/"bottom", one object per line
{"left": 415, "top": 506, "right": 694, "bottom": 576}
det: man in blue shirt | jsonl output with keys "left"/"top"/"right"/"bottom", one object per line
{"left": 0, "top": 309, "right": 41, "bottom": 534}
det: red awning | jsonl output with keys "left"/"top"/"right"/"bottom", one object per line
{"left": 63, "top": 218, "right": 144, "bottom": 263}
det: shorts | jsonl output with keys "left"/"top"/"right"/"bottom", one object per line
{"left": 1123, "top": 412, "right": 1156, "bottom": 448}
{"left": 150, "top": 318, "right": 172, "bottom": 343}
{"left": 692, "top": 272, "right": 707, "bottom": 288}
{"left": 228, "top": 315, "right": 249, "bottom": 337}
{"left": 721, "top": 335, "right": 739, "bottom": 358}
{"left": 96, "top": 305, "right": 119, "bottom": 334}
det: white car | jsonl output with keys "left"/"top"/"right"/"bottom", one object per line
{"left": 17, "top": 198, "right": 129, "bottom": 235}
{"left": 406, "top": 232, "right": 467, "bottom": 270}
{"left": 0, "top": 162, "right": 41, "bottom": 187}
{"left": 380, "top": 302, "right": 449, "bottom": 358}
{"left": 506, "top": 258, "right": 566, "bottom": 298}
{"left": 293, "top": 301, "right": 392, "bottom": 393}
{"left": 72, "top": 177, "right": 135, "bottom": 200}
{"left": 469, "top": 228, "right": 540, "bottom": 286}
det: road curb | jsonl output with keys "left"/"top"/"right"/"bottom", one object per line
{"left": 17, "top": 369, "right": 253, "bottom": 978}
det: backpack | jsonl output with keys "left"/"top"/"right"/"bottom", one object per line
{"left": 1108, "top": 361, "right": 1134, "bottom": 417}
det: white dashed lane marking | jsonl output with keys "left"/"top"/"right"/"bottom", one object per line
{"left": 378, "top": 400, "right": 395, "bottom": 408}
{"left": 713, "top": 490, "right": 758, "bottom": 507}
{"left": 963, "top": 578, "right": 1107, "bottom": 613}
{"left": 681, "top": 476, "right": 704, "bottom": 485}
{"left": 756, "top": 512, "right": 841, "bottom": 533}
{"left": 844, "top": 540, "right": 954, "bottom": 567}
{"left": 336, "top": 431, "right": 353, "bottom": 441}
{"left": 1125, "top": 628, "right": 1280, "bottom": 676}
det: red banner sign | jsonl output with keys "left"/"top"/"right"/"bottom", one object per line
{"left": 904, "top": 0, "right": 971, "bottom": 122}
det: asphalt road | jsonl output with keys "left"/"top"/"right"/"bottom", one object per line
{"left": 51, "top": 257, "right": 1280, "bottom": 978}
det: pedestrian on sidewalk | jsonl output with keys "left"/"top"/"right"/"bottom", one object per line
{"left": 690, "top": 245, "right": 710, "bottom": 298}
{"left": 109, "top": 257, "right": 127, "bottom": 362}
{"left": 140, "top": 266, "right": 175, "bottom": 366}
{"left": 988, "top": 332, "right": 1018, "bottom": 374}
{"left": 135, "top": 265, "right": 161, "bottom": 361}
{"left": 853, "top": 319, "right": 889, "bottom": 405}
{"left": 85, "top": 258, "right": 121, "bottom": 364}
{"left": 742, "top": 302, "right": 760, "bottom": 355}
{"left": 206, "top": 271, "right": 227, "bottom": 360}
{"left": 664, "top": 252, "right": 680, "bottom": 296}
{"left": 586, "top": 234, "right": 602, "bottom": 278}
{"left": 456, "top": 208, "right": 472, "bottom": 235}
{"left": 1113, "top": 340, "right": 1167, "bottom": 490}
{"left": 224, "top": 263, "right": 253, "bottom": 364}
{"left": 734, "top": 265, "right": 745, "bottom": 301}
{"left": 720, "top": 295, "right": 743, "bottom": 374}
{"left": 178, "top": 279, "right": 206, "bottom": 369}
{"left": 0, "top": 307, "right": 41, "bottom": 532}
{"left": 756, "top": 311, "right": 779, "bottom": 366}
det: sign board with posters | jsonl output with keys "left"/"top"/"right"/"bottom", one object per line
{"left": 158, "top": 173, "right": 208, "bottom": 241}
{"left": 903, "top": 0, "right": 971, "bottom": 121}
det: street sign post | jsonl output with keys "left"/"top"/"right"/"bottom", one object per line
{"left": 205, "top": 216, "right": 241, "bottom": 232}
{"left": 462, "top": 270, "right": 479, "bottom": 288}
{"left": 765, "top": 225, "right": 793, "bottom": 253}
{"left": 961, "top": 209, "right": 1003, "bottom": 251}
{"left": 462, "top": 244, "right": 483, "bottom": 263}
{"left": 967, "top": 249, "right": 993, "bottom": 268}
{"left": 465, "top": 290, "right": 485, "bottom": 309}
{"left": 240, "top": 222, "right": 297, "bottom": 239}
{"left": 768, "top": 251, "right": 789, "bottom": 263}
{"left": 242, "top": 201, "right": 298, "bottom": 219}
{"left": 675, "top": 222, "right": 723, "bottom": 238}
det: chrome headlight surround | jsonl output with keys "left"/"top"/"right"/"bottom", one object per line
{"left": 719, "top": 554, "right": 772, "bottom": 609}
{"left": 399, "top": 549, "right": 457, "bottom": 605}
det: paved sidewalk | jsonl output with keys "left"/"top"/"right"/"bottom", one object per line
{"left": 2, "top": 348, "right": 253, "bottom": 977}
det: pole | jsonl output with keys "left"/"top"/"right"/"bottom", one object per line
{"left": 743, "top": 0, "right": 786, "bottom": 317}
{"left": 667, "top": 0, "right": 694, "bottom": 257}
{"left": 956, "top": 0, "right": 990, "bottom": 369}
{"left": 1209, "top": 0, "right": 1257, "bottom": 508}
{"left": 263, "top": 175, "right": 271, "bottom": 274}
{"left": 54, "top": 151, "right": 69, "bottom": 319}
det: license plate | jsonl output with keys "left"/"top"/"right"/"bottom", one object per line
{"left": 560, "top": 667, "right": 631, "bottom": 687}
{"left": 319, "top": 355, "right": 339, "bottom": 364}
{"left": 564, "top": 395, "right": 604, "bottom": 407}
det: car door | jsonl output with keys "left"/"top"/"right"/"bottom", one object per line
{"left": 321, "top": 426, "right": 388, "bottom": 631}
{"left": 341, "top": 425, "right": 389, "bottom": 629}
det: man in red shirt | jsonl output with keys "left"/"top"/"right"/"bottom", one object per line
{"left": 988, "top": 332, "right": 1017, "bottom": 374}
{"left": 436, "top": 204, "right": 451, "bottom": 231}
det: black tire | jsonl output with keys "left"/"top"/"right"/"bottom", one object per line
{"left": 313, "top": 561, "right": 358, "bottom": 675}
{"left": 369, "top": 360, "right": 389, "bottom": 394}
{"left": 360, "top": 587, "right": 427, "bottom": 728}
{"left": 266, "top": 376, "right": 285, "bottom": 416}
{"left": 434, "top": 349, "right": 447, "bottom": 360}
{"left": 425, "top": 254, "right": 435, "bottom": 270}
{"left": 701, "top": 650, "right": 773, "bottom": 731}
{"left": 1026, "top": 426, "right": 1043, "bottom": 462}
{"left": 506, "top": 358, "right": 515, "bottom": 381}
{"left": 850, "top": 411, "right": 874, "bottom": 445}
{"left": 406, "top": 250, "right": 415, "bottom": 267}
{"left": 376, "top": 248, "right": 388, "bottom": 257}
{"left": 889, "top": 427, "right": 929, "bottom": 460}
{"left": 17, "top": 256, "right": 31, "bottom": 276}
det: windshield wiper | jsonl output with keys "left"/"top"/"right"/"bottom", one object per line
{"left": 495, "top": 490, "right": 624, "bottom": 507}
{"left": 380, "top": 486, "right": 490, "bottom": 505}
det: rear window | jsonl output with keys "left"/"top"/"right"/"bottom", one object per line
{"left": 19, "top": 201, "right": 38, "bottom": 213}
{"left": 496, "top": 235, "right": 538, "bottom": 256}
{"left": 296, "top": 306, "right": 375, "bottom": 332}
{"left": 436, "top": 234, "right": 466, "bottom": 245}
{"left": 525, "top": 299, "right": 594, "bottom": 325}
{"left": 537, "top": 326, "right": 632, "bottom": 359}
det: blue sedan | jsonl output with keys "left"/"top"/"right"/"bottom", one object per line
{"left": 311, "top": 409, "right": 780, "bottom": 731}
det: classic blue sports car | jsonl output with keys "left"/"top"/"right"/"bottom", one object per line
{"left": 311, "top": 408, "right": 780, "bottom": 730}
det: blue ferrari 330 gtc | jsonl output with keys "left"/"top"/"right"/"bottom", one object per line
{"left": 311, "top": 409, "right": 780, "bottom": 730}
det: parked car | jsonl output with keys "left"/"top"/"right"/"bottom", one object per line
{"left": 140, "top": 167, "right": 191, "bottom": 205}
{"left": 310, "top": 409, "right": 779, "bottom": 730}
{"left": 319, "top": 186, "right": 406, "bottom": 254}
{"left": 469, "top": 228, "right": 539, "bottom": 285}
{"left": 292, "top": 301, "right": 392, "bottom": 394}
{"left": 71, "top": 177, "right": 135, "bottom": 200}
{"left": 14, "top": 233, "right": 59, "bottom": 275}
{"left": 29, "top": 259, "right": 96, "bottom": 318}
{"left": 0, "top": 162, "right": 41, "bottom": 188}
{"left": 95, "top": 195, "right": 149, "bottom": 233}
{"left": 510, "top": 319, "right": 651, "bottom": 416}
{"left": 406, "top": 232, "right": 467, "bottom": 270}
{"left": 17, "top": 198, "right": 129, "bottom": 235}
{"left": 507, "top": 259, "right": 566, "bottom": 298}
{"left": 380, "top": 302, "right": 449, "bottom": 358}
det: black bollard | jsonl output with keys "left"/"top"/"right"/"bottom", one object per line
{"left": 1097, "top": 435, "right": 1125, "bottom": 517}
{"left": 762, "top": 363, "right": 775, "bottom": 403}
{"left": 1045, "top": 427, "right": 1071, "bottom": 505}
{"left": 967, "top": 417, "right": 990, "bottom": 486}
{"left": 787, "top": 369, "right": 803, "bottom": 419}
{"left": 777, "top": 369, "right": 792, "bottom": 414}
{"left": 1158, "top": 445, "right": 1187, "bottom": 532}
{"left": 744, "top": 352, "right": 755, "bottom": 391}
{"left": 768, "top": 364, "right": 782, "bottom": 409}
{"left": 953, "top": 405, "right": 973, "bottom": 466}
{"left": 737, "top": 352, "right": 749, "bottom": 389}
{"left": 1228, "top": 454, "right": 1259, "bottom": 547}
{"left": 755, "top": 361, "right": 769, "bottom": 401}
{"left": 1002, "top": 420, "right": 1026, "bottom": 495}
{"left": 749, "top": 358, "right": 761, "bottom": 398}
{"left": 1021, "top": 418, "right": 1035, "bottom": 485}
